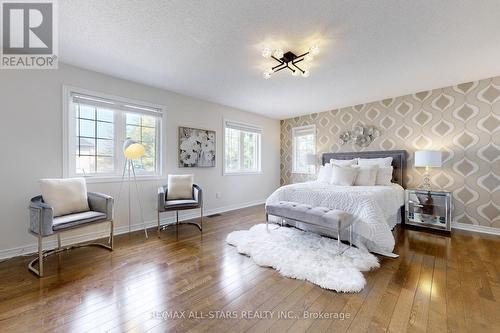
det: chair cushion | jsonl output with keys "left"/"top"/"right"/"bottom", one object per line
{"left": 165, "top": 199, "right": 199, "bottom": 209}
{"left": 167, "top": 174, "right": 193, "bottom": 200}
{"left": 39, "top": 178, "right": 90, "bottom": 217}
{"left": 53, "top": 211, "right": 107, "bottom": 231}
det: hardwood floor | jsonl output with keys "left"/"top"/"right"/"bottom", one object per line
{"left": 0, "top": 204, "right": 499, "bottom": 332}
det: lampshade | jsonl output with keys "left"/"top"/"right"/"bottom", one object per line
{"left": 414, "top": 150, "right": 442, "bottom": 168}
{"left": 123, "top": 139, "right": 145, "bottom": 160}
{"left": 306, "top": 153, "right": 316, "bottom": 166}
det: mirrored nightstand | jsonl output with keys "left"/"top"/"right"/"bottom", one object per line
{"left": 405, "top": 189, "right": 452, "bottom": 232}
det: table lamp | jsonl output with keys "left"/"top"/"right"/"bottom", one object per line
{"left": 306, "top": 153, "right": 316, "bottom": 174}
{"left": 414, "top": 150, "right": 442, "bottom": 189}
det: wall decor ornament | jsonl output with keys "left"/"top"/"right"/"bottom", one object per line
{"left": 178, "top": 126, "right": 216, "bottom": 167}
{"left": 339, "top": 126, "right": 380, "bottom": 147}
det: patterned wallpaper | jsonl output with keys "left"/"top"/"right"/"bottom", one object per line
{"left": 280, "top": 76, "right": 500, "bottom": 228}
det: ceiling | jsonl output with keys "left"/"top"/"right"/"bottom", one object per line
{"left": 59, "top": 1, "right": 500, "bottom": 119}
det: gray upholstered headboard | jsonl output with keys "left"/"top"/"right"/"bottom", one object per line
{"left": 322, "top": 150, "right": 407, "bottom": 188}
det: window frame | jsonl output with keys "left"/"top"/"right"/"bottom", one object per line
{"left": 291, "top": 124, "right": 316, "bottom": 174}
{"left": 62, "top": 85, "right": 165, "bottom": 183}
{"left": 223, "top": 119, "right": 262, "bottom": 176}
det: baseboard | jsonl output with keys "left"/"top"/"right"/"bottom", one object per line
{"left": 451, "top": 222, "right": 500, "bottom": 236}
{"left": 0, "top": 199, "right": 265, "bottom": 260}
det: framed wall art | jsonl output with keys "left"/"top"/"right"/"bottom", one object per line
{"left": 178, "top": 126, "right": 216, "bottom": 167}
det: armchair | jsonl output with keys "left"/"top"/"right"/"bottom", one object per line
{"left": 28, "top": 192, "right": 114, "bottom": 277}
{"left": 157, "top": 184, "right": 203, "bottom": 237}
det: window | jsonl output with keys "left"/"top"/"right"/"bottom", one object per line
{"left": 125, "top": 114, "right": 157, "bottom": 173}
{"left": 64, "top": 87, "right": 163, "bottom": 179}
{"left": 224, "top": 120, "right": 262, "bottom": 174}
{"left": 75, "top": 104, "right": 115, "bottom": 174}
{"left": 292, "top": 125, "right": 316, "bottom": 174}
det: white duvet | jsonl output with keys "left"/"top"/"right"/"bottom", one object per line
{"left": 265, "top": 182, "right": 405, "bottom": 255}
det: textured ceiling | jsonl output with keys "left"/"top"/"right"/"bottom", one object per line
{"left": 59, "top": 1, "right": 500, "bottom": 119}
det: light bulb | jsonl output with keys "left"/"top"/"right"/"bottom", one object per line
{"left": 309, "top": 45, "right": 320, "bottom": 56}
{"left": 263, "top": 70, "right": 272, "bottom": 79}
{"left": 273, "top": 48, "right": 284, "bottom": 59}
{"left": 261, "top": 47, "right": 272, "bottom": 58}
{"left": 301, "top": 70, "right": 310, "bottom": 78}
{"left": 304, "top": 54, "right": 314, "bottom": 62}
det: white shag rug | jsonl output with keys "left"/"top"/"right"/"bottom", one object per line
{"left": 226, "top": 224, "right": 380, "bottom": 293}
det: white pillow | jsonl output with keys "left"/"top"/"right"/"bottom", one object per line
{"left": 39, "top": 178, "right": 90, "bottom": 217}
{"left": 353, "top": 165, "right": 379, "bottom": 186}
{"left": 330, "top": 158, "right": 357, "bottom": 166}
{"left": 376, "top": 166, "right": 394, "bottom": 185}
{"left": 167, "top": 174, "right": 194, "bottom": 200}
{"left": 330, "top": 165, "right": 358, "bottom": 186}
{"left": 317, "top": 164, "right": 333, "bottom": 183}
{"left": 358, "top": 157, "right": 393, "bottom": 168}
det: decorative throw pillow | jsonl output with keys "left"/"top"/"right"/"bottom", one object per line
{"left": 353, "top": 165, "right": 379, "bottom": 186}
{"left": 317, "top": 164, "right": 333, "bottom": 183}
{"left": 167, "top": 174, "right": 194, "bottom": 200}
{"left": 39, "top": 178, "right": 90, "bottom": 217}
{"left": 329, "top": 165, "right": 358, "bottom": 186}
{"left": 376, "top": 166, "right": 394, "bottom": 185}
{"left": 358, "top": 157, "right": 393, "bottom": 168}
{"left": 330, "top": 158, "right": 357, "bottom": 166}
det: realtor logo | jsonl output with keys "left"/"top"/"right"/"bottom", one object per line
{"left": 1, "top": 0, "right": 58, "bottom": 69}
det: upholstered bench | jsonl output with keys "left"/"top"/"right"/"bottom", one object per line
{"left": 265, "top": 201, "right": 354, "bottom": 251}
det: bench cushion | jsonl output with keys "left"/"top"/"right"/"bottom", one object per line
{"left": 266, "top": 201, "right": 353, "bottom": 230}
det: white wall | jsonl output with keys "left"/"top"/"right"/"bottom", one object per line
{"left": 0, "top": 63, "right": 280, "bottom": 258}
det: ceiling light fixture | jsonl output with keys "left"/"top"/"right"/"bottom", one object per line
{"left": 261, "top": 47, "right": 272, "bottom": 59}
{"left": 261, "top": 45, "right": 319, "bottom": 79}
{"left": 263, "top": 68, "right": 272, "bottom": 79}
{"left": 273, "top": 48, "right": 284, "bottom": 59}
{"left": 309, "top": 45, "right": 320, "bottom": 56}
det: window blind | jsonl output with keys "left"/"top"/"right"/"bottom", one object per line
{"left": 224, "top": 120, "right": 262, "bottom": 134}
{"left": 292, "top": 126, "right": 315, "bottom": 137}
{"left": 72, "top": 93, "right": 163, "bottom": 118}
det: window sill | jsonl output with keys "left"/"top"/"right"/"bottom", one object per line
{"left": 73, "top": 175, "right": 164, "bottom": 184}
{"left": 223, "top": 171, "right": 263, "bottom": 176}
{"left": 291, "top": 171, "right": 315, "bottom": 175}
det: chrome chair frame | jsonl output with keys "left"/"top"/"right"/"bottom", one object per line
{"left": 28, "top": 192, "right": 114, "bottom": 277}
{"left": 157, "top": 184, "right": 203, "bottom": 238}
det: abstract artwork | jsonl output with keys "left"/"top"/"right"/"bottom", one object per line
{"left": 178, "top": 127, "right": 216, "bottom": 167}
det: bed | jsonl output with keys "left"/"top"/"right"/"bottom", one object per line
{"left": 266, "top": 150, "right": 407, "bottom": 256}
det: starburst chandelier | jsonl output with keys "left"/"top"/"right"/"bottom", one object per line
{"left": 261, "top": 45, "right": 319, "bottom": 79}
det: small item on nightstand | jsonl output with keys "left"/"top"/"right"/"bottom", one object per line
{"left": 417, "top": 191, "right": 434, "bottom": 215}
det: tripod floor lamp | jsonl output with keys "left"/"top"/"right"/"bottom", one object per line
{"left": 116, "top": 139, "right": 148, "bottom": 238}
